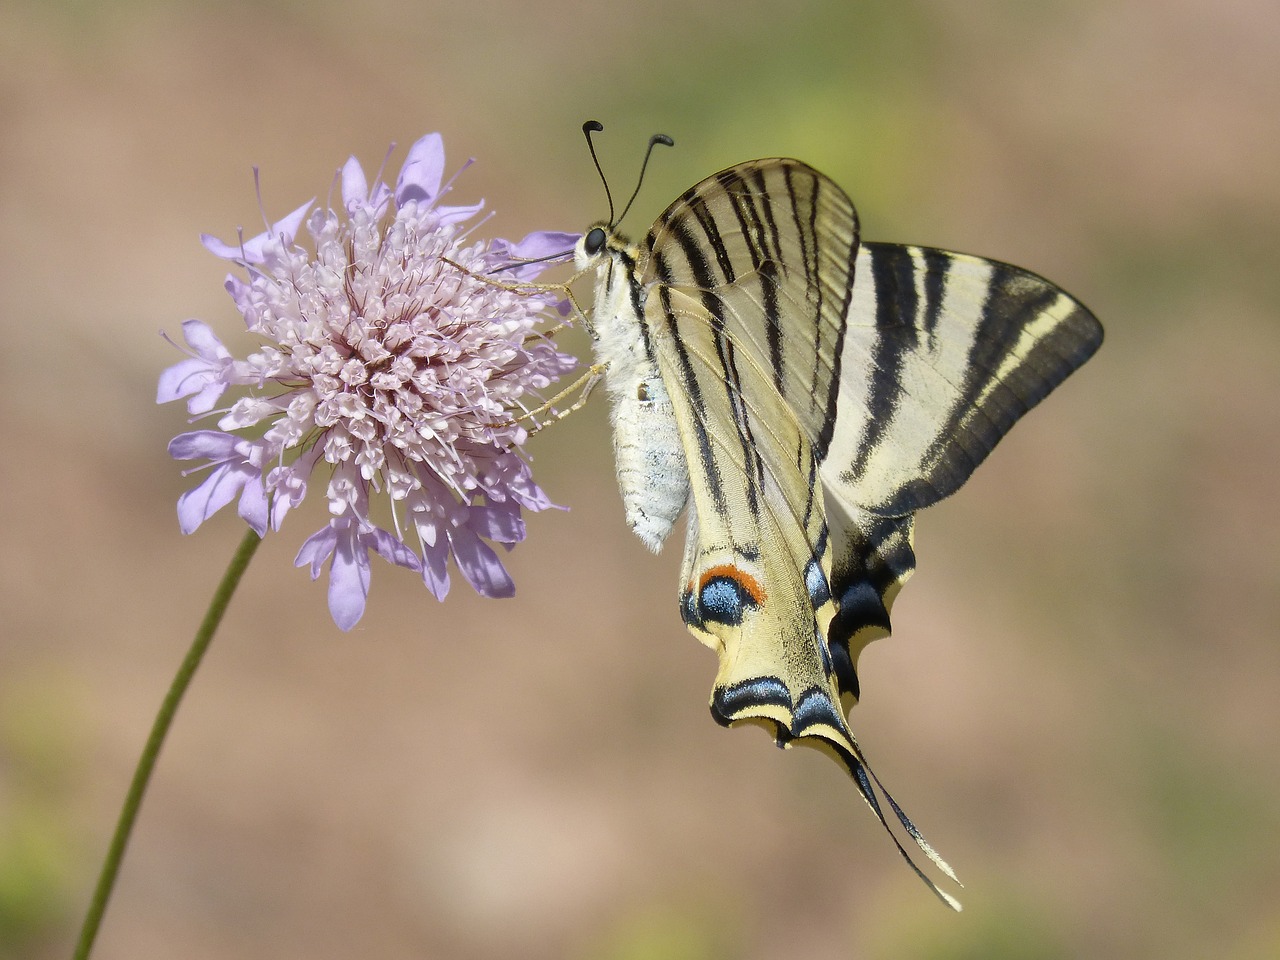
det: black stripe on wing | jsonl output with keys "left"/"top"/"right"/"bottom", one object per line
{"left": 644, "top": 159, "right": 858, "bottom": 469}
{"left": 656, "top": 285, "right": 729, "bottom": 519}
{"left": 826, "top": 512, "right": 917, "bottom": 704}
{"left": 654, "top": 220, "right": 769, "bottom": 522}
{"left": 847, "top": 245, "right": 919, "bottom": 483}
{"left": 840, "top": 243, "right": 1104, "bottom": 516}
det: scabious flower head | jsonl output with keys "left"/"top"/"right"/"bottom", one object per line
{"left": 159, "top": 133, "right": 579, "bottom": 629}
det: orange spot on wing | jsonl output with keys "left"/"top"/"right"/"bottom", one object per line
{"left": 698, "top": 564, "right": 767, "bottom": 606}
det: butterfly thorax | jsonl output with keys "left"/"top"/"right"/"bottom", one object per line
{"left": 574, "top": 224, "right": 650, "bottom": 397}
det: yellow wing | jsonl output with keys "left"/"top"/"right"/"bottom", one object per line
{"left": 642, "top": 158, "right": 1102, "bottom": 695}
{"left": 632, "top": 157, "right": 1101, "bottom": 908}
{"left": 644, "top": 283, "right": 961, "bottom": 909}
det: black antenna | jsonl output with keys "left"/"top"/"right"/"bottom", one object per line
{"left": 582, "top": 120, "right": 615, "bottom": 225}
{"left": 617, "top": 133, "right": 675, "bottom": 225}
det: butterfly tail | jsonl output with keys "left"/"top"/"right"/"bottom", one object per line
{"left": 787, "top": 729, "right": 961, "bottom": 911}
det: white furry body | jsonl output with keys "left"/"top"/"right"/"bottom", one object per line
{"left": 577, "top": 240, "right": 690, "bottom": 552}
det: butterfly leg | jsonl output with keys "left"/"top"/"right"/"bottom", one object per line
{"left": 501, "top": 363, "right": 607, "bottom": 434}
{"left": 440, "top": 257, "right": 593, "bottom": 329}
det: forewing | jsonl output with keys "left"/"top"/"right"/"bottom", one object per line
{"left": 825, "top": 242, "right": 1105, "bottom": 517}
{"left": 643, "top": 158, "right": 857, "bottom": 458}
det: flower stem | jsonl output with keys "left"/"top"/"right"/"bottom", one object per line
{"left": 72, "top": 528, "right": 263, "bottom": 960}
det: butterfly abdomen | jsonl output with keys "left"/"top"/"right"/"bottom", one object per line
{"left": 609, "top": 371, "right": 690, "bottom": 551}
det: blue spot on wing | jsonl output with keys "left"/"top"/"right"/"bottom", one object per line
{"left": 687, "top": 572, "right": 762, "bottom": 628}
{"left": 701, "top": 578, "right": 748, "bottom": 624}
{"left": 804, "top": 556, "right": 831, "bottom": 607}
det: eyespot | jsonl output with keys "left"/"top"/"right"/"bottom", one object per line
{"left": 636, "top": 381, "right": 650, "bottom": 401}
{"left": 691, "top": 566, "right": 765, "bottom": 627}
{"left": 584, "top": 227, "right": 607, "bottom": 256}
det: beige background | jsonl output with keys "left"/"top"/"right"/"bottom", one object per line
{"left": 2, "top": 1, "right": 1277, "bottom": 958}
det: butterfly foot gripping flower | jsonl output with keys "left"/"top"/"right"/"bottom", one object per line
{"left": 159, "top": 133, "right": 579, "bottom": 628}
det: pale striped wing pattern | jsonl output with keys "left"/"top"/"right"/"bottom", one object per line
{"left": 644, "top": 283, "right": 962, "bottom": 907}
{"left": 590, "top": 156, "right": 1102, "bottom": 908}
{"left": 824, "top": 241, "right": 1104, "bottom": 696}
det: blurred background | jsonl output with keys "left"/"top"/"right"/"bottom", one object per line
{"left": 2, "top": 0, "right": 1277, "bottom": 958}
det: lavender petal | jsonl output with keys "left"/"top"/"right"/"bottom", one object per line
{"left": 395, "top": 133, "right": 445, "bottom": 207}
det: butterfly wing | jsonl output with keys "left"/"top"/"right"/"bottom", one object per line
{"left": 640, "top": 157, "right": 872, "bottom": 735}
{"left": 644, "top": 159, "right": 1102, "bottom": 694}
{"left": 644, "top": 159, "right": 855, "bottom": 455}
{"left": 821, "top": 242, "right": 1103, "bottom": 688}
{"left": 827, "top": 241, "right": 1105, "bottom": 517}
{"left": 641, "top": 158, "right": 901, "bottom": 708}
{"left": 643, "top": 283, "right": 960, "bottom": 908}
{"left": 635, "top": 158, "right": 1101, "bottom": 905}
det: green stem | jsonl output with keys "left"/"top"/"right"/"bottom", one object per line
{"left": 72, "top": 528, "right": 263, "bottom": 960}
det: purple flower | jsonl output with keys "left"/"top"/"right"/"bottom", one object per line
{"left": 159, "top": 133, "right": 579, "bottom": 628}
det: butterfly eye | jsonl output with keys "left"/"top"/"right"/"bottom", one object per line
{"left": 584, "top": 227, "right": 607, "bottom": 256}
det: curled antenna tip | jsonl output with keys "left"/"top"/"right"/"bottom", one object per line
{"left": 616, "top": 131, "right": 676, "bottom": 225}
{"left": 582, "top": 120, "right": 615, "bottom": 223}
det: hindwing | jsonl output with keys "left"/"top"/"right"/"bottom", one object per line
{"left": 644, "top": 284, "right": 960, "bottom": 907}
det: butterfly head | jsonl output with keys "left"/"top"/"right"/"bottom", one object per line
{"left": 575, "top": 121, "right": 673, "bottom": 279}
{"left": 572, "top": 221, "right": 634, "bottom": 273}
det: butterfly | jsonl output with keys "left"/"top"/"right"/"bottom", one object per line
{"left": 569, "top": 123, "right": 1103, "bottom": 908}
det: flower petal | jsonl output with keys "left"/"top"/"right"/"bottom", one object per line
{"left": 295, "top": 523, "right": 339, "bottom": 579}
{"left": 467, "top": 501, "right": 525, "bottom": 544}
{"left": 433, "top": 198, "right": 484, "bottom": 226}
{"left": 267, "top": 445, "right": 322, "bottom": 531}
{"left": 420, "top": 536, "right": 451, "bottom": 600}
{"left": 340, "top": 156, "right": 369, "bottom": 210}
{"left": 157, "top": 320, "right": 234, "bottom": 411}
{"left": 450, "top": 525, "right": 515, "bottom": 598}
{"left": 183, "top": 318, "right": 230, "bottom": 359}
{"left": 328, "top": 521, "right": 371, "bottom": 630}
{"left": 201, "top": 198, "right": 314, "bottom": 263}
{"left": 168, "top": 429, "right": 239, "bottom": 461}
{"left": 224, "top": 274, "right": 255, "bottom": 321}
{"left": 395, "top": 133, "right": 445, "bottom": 207}
{"left": 236, "top": 472, "right": 269, "bottom": 536}
{"left": 157, "top": 356, "right": 222, "bottom": 410}
{"left": 367, "top": 527, "right": 423, "bottom": 573}
{"left": 176, "top": 461, "right": 255, "bottom": 534}
{"left": 487, "top": 231, "right": 579, "bottom": 280}
{"left": 512, "top": 230, "right": 581, "bottom": 260}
